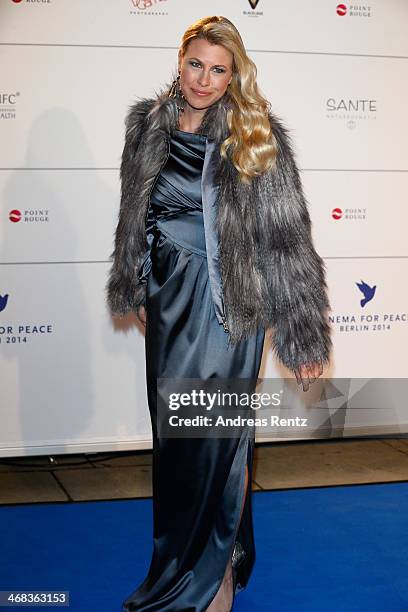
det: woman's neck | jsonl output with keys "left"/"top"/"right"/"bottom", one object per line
{"left": 177, "top": 104, "right": 206, "bottom": 134}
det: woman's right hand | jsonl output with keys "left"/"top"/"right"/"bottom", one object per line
{"left": 138, "top": 305, "right": 147, "bottom": 327}
{"left": 294, "top": 361, "right": 323, "bottom": 392}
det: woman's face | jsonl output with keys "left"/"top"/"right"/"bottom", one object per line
{"left": 178, "top": 38, "right": 233, "bottom": 110}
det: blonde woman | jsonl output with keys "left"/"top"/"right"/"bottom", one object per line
{"left": 107, "top": 15, "right": 332, "bottom": 612}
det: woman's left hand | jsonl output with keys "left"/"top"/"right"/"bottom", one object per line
{"left": 294, "top": 361, "right": 323, "bottom": 392}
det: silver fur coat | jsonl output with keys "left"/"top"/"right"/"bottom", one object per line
{"left": 106, "top": 87, "right": 332, "bottom": 373}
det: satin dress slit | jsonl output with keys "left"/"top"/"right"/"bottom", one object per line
{"left": 122, "top": 129, "right": 265, "bottom": 612}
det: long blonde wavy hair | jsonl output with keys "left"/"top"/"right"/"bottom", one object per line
{"left": 179, "top": 15, "right": 277, "bottom": 184}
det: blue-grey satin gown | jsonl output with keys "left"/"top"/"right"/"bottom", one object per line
{"left": 123, "top": 129, "right": 265, "bottom": 611}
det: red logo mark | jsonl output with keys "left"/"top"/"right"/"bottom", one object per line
{"left": 9, "top": 209, "right": 22, "bottom": 222}
{"left": 336, "top": 4, "right": 347, "bottom": 16}
{"left": 332, "top": 208, "right": 343, "bottom": 220}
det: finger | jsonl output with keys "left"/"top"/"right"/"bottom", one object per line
{"left": 302, "top": 374, "right": 310, "bottom": 392}
{"left": 137, "top": 309, "right": 146, "bottom": 327}
{"left": 311, "top": 360, "right": 323, "bottom": 381}
{"left": 295, "top": 367, "right": 305, "bottom": 391}
{"left": 294, "top": 368, "right": 302, "bottom": 385}
{"left": 308, "top": 364, "right": 316, "bottom": 384}
{"left": 300, "top": 365, "right": 310, "bottom": 392}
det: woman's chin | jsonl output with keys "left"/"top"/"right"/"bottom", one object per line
{"left": 184, "top": 95, "right": 218, "bottom": 111}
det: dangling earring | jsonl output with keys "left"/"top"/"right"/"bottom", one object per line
{"left": 168, "top": 73, "right": 185, "bottom": 113}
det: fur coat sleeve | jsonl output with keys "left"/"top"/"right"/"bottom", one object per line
{"left": 257, "top": 115, "right": 332, "bottom": 371}
{"left": 105, "top": 99, "right": 154, "bottom": 316}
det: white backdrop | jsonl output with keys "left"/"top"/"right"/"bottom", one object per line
{"left": 1, "top": 0, "right": 407, "bottom": 457}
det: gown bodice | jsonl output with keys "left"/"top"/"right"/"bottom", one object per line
{"left": 139, "top": 129, "right": 208, "bottom": 283}
{"left": 149, "top": 129, "right": 207, "bottom": 218}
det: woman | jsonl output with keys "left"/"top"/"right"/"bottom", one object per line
{"left": 107, "top": 15, "right": 332, "bottom": 612}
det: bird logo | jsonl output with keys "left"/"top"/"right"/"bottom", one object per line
{"left": 0, "top": 294, "right": 9, "bottom": 312}
{"left": 356, "top": 280, "right": 376, "bottom": 307}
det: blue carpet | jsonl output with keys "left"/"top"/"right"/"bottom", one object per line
{"left": 1, "top": 482, "right": 407, "bottom": 611}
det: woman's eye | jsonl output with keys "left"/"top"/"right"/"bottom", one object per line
{"left": 189, "top": 61, "right": 225, "bottom": 74}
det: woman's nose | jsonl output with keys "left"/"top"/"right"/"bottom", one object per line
{"left": 197, "top": 70, "right": 210, "bottom": 87}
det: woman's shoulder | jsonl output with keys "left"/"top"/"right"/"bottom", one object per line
{"left": 266, "top": 109, "right": 294, "bottom": 150}
{"left": 264, "top": 109, "right": 301, "bottom": 175}
{"left": 124, "top": 97, "right": 156, "bottom": 132}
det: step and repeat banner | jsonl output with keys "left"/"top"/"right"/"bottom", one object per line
{"left": 1, "top": 1, "right": 407, "bottom": 456}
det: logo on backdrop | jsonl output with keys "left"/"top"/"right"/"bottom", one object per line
{"left": 0, "top": 293, "right": 53, "bottom": 344}
{"left": 326, "top": 97, "right": 377, "bottom": 128}
{"left": 130, "top": 0, "right": 168, "bottom": 15}
{"left": 9, "top": 210, "right": 22, "bottom": 223}
{"left": 243, "top": 0, "right": 263, "bottom": 17}
{"left": 336, "top": 4, "right": 372, "bottom": 18}
{"left": 331, "top": 207, "right": 367, "bottom": 221}
{"left": 8, "top": 209, "right": 49, "bottom": 223}
{"left": 0, "top": 295, "right": 9, "bottom": 312}
{"left": 329, "top": 280, "right": 406, "bottom": 333}
{"left": 0, "top": 92, "right": 19, "bottom": 121}
{"left": 11, "top": 0, "right": 52, "bottom": 4}
{"left": 356, "top": 280, "right": 376, "bottom": 307}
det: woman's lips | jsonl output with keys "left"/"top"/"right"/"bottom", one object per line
{"left": 191, "top": 89, "right": 212, "bottom": 97}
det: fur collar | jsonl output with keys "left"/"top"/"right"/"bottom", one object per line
{"left": 137, "top": 82, "right": 233, "bottom": 143}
